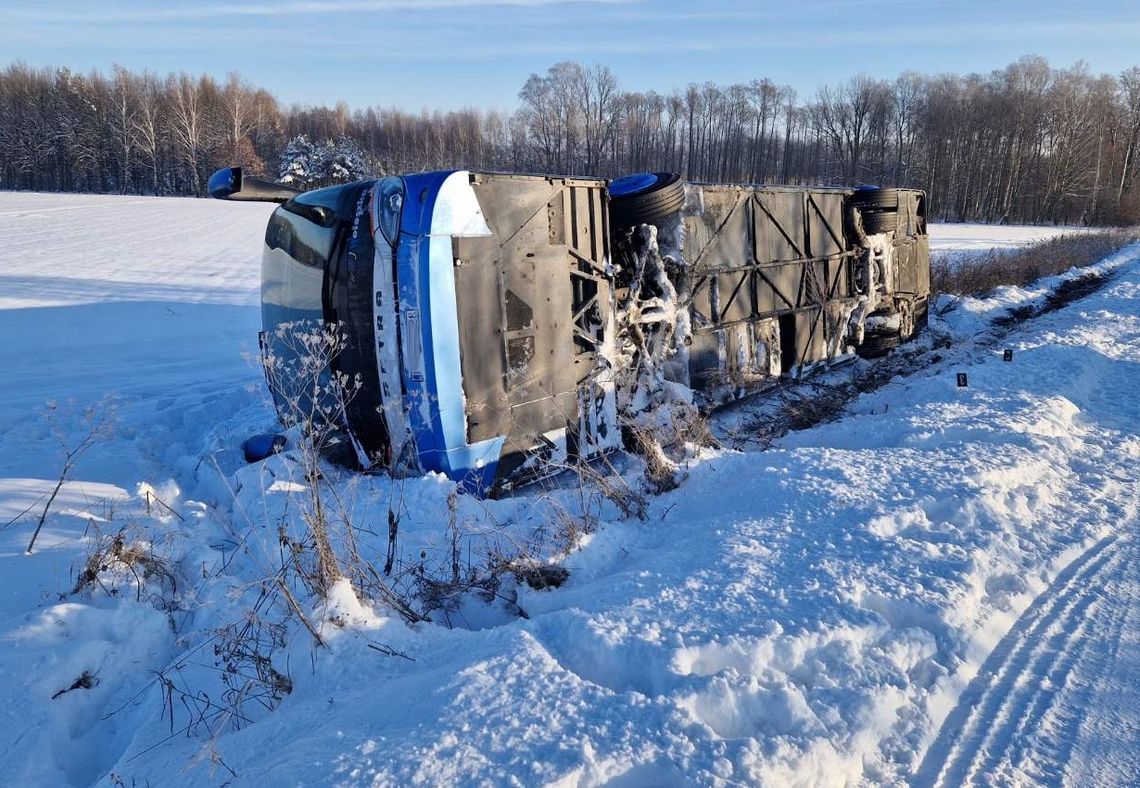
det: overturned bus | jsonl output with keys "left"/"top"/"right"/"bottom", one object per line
{"left": 208, "top": 167, "right": 929, "bottom": 494}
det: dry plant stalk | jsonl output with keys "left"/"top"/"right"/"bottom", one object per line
{"left": 28, "top": 402, "right": 113, "bottom": 554}
{"left": 261, "top": 320, "right": 362, "bottom": 598}
{"left": 259, "top": 320, "right": 430, "bottom": 625}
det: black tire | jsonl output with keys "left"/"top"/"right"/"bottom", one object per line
{"left": 860, "top": 209, "right": 899, "bottom": 235}
{"left": 609, "top": 172, "right": 686, "bottom": 228}
{"left": 849, "top": 188, "right": 901, "bottom": 210}
{"left": 856, "top": 330, "right": 902, "bottom": 359}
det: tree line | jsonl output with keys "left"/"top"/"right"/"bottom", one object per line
{"left": 2, "top": 56, "right": 1139, "bottom": 225}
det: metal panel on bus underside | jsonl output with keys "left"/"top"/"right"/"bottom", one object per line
{"left": 890, "top": 192, "right": 931, "bottom": 298}
{"left": 681, "top": 185, "right": 855, "bottom": 391}
{"left": 452, "top": 174, "right": 617, "bottom": 478}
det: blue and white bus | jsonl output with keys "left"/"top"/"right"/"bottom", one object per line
{"left": 211, "top": 167, "right": 930, "bottom": 495}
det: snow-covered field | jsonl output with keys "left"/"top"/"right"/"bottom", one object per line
{"left": 927, "top": 222, "right": 1098, "bottom": 275}
{"left": 927, "top": 222, "right": 1093, "bottom": 255}
{"left": 2, "top": 194, "right": 1138, "bottom": 787}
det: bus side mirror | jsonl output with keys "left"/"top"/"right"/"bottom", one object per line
{"left": 208, "top": 167, "right": 302, "bottom": 203}
{"left": 208, "top": 167, "right": 241, "bottom": 199}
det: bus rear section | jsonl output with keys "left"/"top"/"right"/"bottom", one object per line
{"left": 607, "top": 178, "right": 931, "bottom": 408}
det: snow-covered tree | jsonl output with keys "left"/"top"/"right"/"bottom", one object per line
{"left": 277, "top": 134, "right": 318, "bottom": 187}
{"left": 320, "top": 137, "right": 370, "bottom": 184}
{"left": 278, "top": 134, "right": 371, "bottom": 188}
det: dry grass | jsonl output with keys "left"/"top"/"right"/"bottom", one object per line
{"left": 932, "top": 230, "right": 1139, "bottom": 296}
{"left": 625, "top": 426, "right": 681, "bottom": 495}
{"left": 71, "top": 528, "right": 177, "bottom": 602}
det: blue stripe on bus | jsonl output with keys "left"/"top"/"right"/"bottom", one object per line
{"left": 398, "top": 171, "right": 503, "bottom": 494}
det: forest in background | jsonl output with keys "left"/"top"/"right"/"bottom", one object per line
{"left": 2, "top": 55, "right": 1140, "bottom": 225}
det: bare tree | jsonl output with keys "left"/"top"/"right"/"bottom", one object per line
{"left": 1118, "top": 67, "right": 1140, "bottom": 203}
{"left": 4, "top": 56, "right": 1140, "bottom": 224}
{"left": 170, "top": 73, "right": 211, "bottom": 194}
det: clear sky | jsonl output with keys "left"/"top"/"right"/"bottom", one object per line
{"left": 4, "top": 0, "right": 1140, "bottom": 111}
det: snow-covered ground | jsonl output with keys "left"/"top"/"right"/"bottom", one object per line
{"left": 1, "top": 195, "right": 1137, "bottom": 787}
{"left": 927, "top": 222, "right": 1093, "bottom": 255}
{"left": 927, "top": 222, "right": 1102, "bottom": 278}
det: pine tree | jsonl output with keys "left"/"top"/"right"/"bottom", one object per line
{"left": 278, "top": 134, "right": 317, "bottom": 187}
{"left": 319, "top": 137, "right": 371, "bottom": 184}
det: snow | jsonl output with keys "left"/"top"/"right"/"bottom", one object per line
{"left": 927, "top": 222, "right": 1094, "bottom": 255}
{"left": 928, "top": 221, "right": 1100, "bottom": 276}
{"left": 1, "top": 193, "right": 1139, "bottom": 786}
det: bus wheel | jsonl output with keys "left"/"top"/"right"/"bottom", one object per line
{"left": 857, "top": 330, "right": 902, "bottom": 358}
{"left": 608, "top": 172, "right": 686, "bottom": 228}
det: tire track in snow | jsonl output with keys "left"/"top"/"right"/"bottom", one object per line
{"left": 966, "top": 575, "right": 1106, "bottom": 785}
{"left": 1009, "top": 548, "right": 1133, "bottom": 786}
{"left": 913, "top": 533, "right": 1121, "bottom": 788}
{"left": 988, "top": 604, "right": 1099, "bottom": 783}
{"left": 1048, "top": 539, "right": 1140, "bottom": 786}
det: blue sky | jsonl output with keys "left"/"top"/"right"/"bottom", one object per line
{"left": 4, "top": 0, "right": 1140, "bottom": 111}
